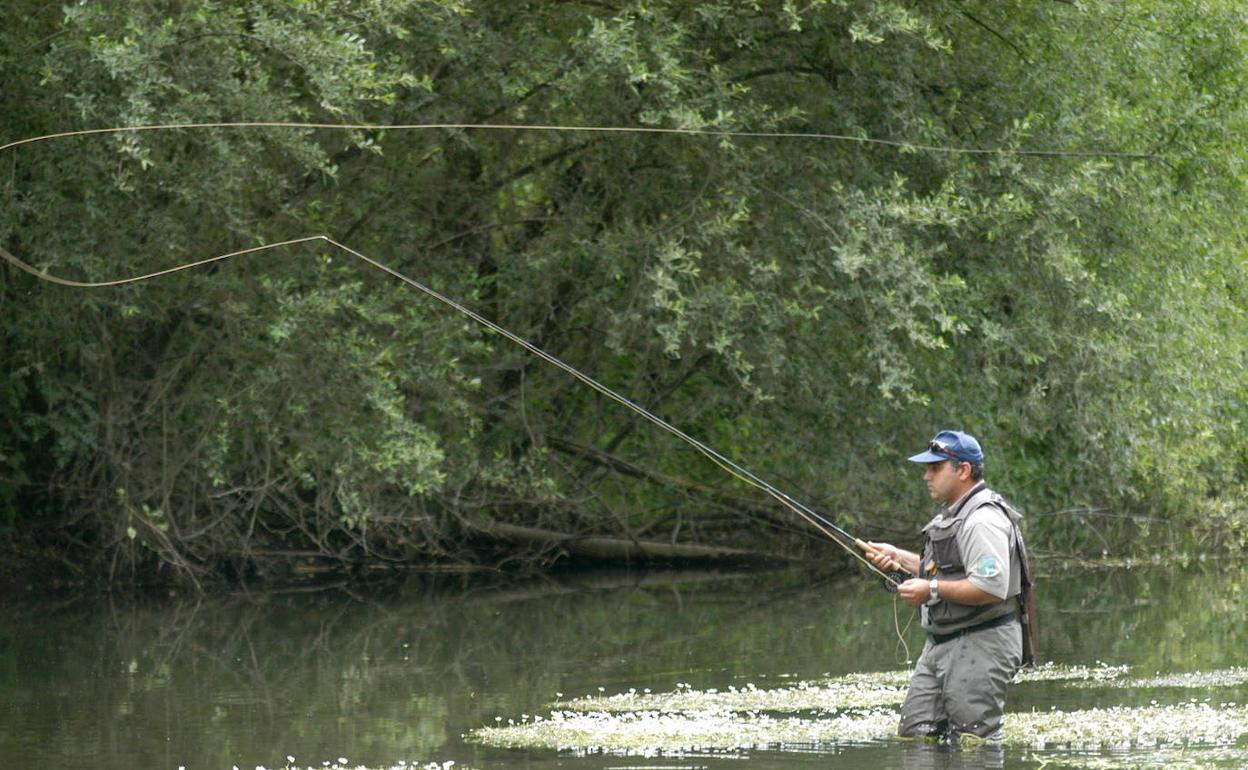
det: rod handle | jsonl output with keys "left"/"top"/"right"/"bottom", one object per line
{"left": 855, "top": 538, "right": 902, "bottom": 573}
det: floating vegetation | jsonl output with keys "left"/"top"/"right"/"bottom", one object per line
{"left": 273, "top": 760, "right": 462, "bottom": 770}
{"left": 1016, "top": 662, "right": 1131, "bottom": 684}
{"left": 1086, "top": 667, "right": 1248, "bottom": 690}
{"left": 556, "top": 671, "right": 911, "bottom": 713}
{"left": 1008, "top": 703, "right": 1248, "bottom": 748}
{"left": 473, "top": 707, "right": 900, "bottom": 754}
{"left": 553, "top": 664, "right": 1132, "bottom": 716}
{"left": 1027, "top": 745, "right": 1248, "bottom": 770}
{"left": 473, "top": 703, "right": 1248, "bottom": 754}
{"left": 474, "top": 662, "right": 1248, "bottom": 760}
{"left": 553, "top": 663, "right": 1132, "bottom": 717}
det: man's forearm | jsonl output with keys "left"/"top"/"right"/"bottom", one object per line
{"left": 892, "top": 548, "right": 921, "bottom": 575}
{"left": 933, "top": 578, "right": 1002, "bottom": 606}
{"left": 896, "top": 575, "right": 1004, "bottom": 607}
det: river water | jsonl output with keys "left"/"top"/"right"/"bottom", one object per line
{"left": 2, "top": 563, "right": 1246, "bottom": 770}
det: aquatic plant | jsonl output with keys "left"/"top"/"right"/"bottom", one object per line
{"left": 554, "top": 664, "right": 1133, "bottom": 715}
{"left": 1008, "top": 703, "right": 1248, "bottom": 748}
{"left": 474, "top": 707, "right": 901, "bottom": 754}
{"left": 475, "top": 701, "right": 1248, "bottom": 754}
{"left": 1015, "top": 663, "right": 1131, "bottom": 684}
{"left": 556, "top": 671, "right": 911, "bottom": 713}
{"left": 275, "top": 761, "right": 460, "bottom": 770}
{"left": 1077, "top": 667, "right": 1248, "bottom": 690}
{"left": 475, "top": 660, "right": 1248, "bottom": 767}
{"left": 1026, "top": 745, "right": 1248, "bottom": 770}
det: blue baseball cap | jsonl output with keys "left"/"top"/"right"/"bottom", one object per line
{"left": 908, "top": 430, "right": 984, "bottom": 465}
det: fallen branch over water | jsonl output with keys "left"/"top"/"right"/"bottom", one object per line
{"left": 464, "top": 519, "right": 803, "bottom": 565}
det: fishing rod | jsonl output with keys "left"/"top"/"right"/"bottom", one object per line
{"left": 0, "top": 234, "right": 905, "bottom": 587}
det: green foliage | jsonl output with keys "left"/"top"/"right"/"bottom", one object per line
{"left": 0, "top": 0, "right": 1245, "bottom": 582}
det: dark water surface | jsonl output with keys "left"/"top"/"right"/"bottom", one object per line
{"left": 2, "top": 564, "right": 1245, "bottom": 769}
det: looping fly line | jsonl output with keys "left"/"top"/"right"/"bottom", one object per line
{"left": 0, "top": 119, "right": 1174, "bottom": 160}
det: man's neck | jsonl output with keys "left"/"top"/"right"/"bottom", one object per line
{"left": 944, "top": 480, "right": 985, "bottom": 513}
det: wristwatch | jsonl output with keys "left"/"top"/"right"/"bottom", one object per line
{"left": 927, "top": 578, "right": 940, "bottom": 606}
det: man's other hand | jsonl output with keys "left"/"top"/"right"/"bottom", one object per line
{"left": 897, "top": 578, "right": 930, "bottom": 607}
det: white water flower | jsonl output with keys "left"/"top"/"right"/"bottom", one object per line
{"left": 474, "top": 702, "right": 1248, "bottom": 755}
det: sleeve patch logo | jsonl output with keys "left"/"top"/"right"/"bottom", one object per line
{"left": 973, "top": 555, "right": 1001, "bottom": 578}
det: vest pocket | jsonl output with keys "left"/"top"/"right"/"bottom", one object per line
{"left": 930, "top": 533, "right": 963, "bottom": 573}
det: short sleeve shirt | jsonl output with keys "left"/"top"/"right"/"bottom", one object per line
{"left": 957, "top": 505, "right": 1014, "bottom": 600}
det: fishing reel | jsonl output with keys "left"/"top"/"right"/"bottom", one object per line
{"left": 882, "top": 569, "right": 913, "bottom": 594}
{"left": 853, "top": 539, "right": 913, "bottom": 593}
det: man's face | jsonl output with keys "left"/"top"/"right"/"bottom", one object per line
{"left": 922, "top": 460, "right": 965, "bottom": 504}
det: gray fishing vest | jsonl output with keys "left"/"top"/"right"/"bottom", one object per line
{"left": 920, "top": 483, "right": 1023, "bottom": 635}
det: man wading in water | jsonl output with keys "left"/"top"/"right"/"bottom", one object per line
{"left": 859, "top": 430, "right": 1035, "bottom": 742}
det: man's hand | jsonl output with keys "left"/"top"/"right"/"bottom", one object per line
{"left": 856, "top": 539, "right": 921, "bottom": 577}
{"left": 897, "top": 578, "right": 931, "bottom": 608}
{"left": 856, "top": 540, "right": 902, "bottom": 572}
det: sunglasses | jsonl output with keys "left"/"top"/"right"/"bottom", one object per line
{"left": 929, "top": 440, "right": 964, "bottom": 463}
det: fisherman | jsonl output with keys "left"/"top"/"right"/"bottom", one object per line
{"left": 859, "top": 430, "right": 1035, "bottom": 742}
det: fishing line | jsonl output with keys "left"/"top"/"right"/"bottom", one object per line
{"left": 0, "top": 120, "right": 1178, "bottom": 160}
{"left": 893, "top": 595, "right": 915, "bottom": 663}
{"left": 9, "top": 114, "right": 1130, "bottom": 586}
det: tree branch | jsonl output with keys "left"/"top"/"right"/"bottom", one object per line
{"left": 956, "top": 6, "right": 1033, "bottom": 65}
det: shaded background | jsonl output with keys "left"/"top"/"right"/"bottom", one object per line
{"left": 1, "top": 1, "right": 1245, "bottom": 585}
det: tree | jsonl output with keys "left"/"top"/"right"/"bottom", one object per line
{"left": 1, "top": 1, "right": 1244, "bottom": 585}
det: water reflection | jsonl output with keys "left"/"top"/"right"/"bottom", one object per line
{"left": 901, "top": 742, "right": 1004, "bottom": 770}
{"left": 0, "top": 565, "right": 1244, "bottom": 769}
